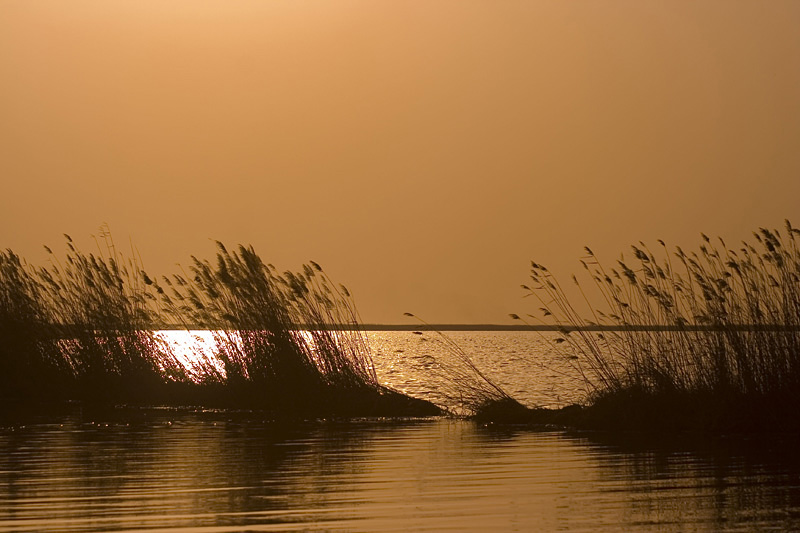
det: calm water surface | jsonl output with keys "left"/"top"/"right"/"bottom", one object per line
{"left": 162, "top": 330, "right": 587, "bottom": 409}
{"left": 2, "top": 331, "right": 800, "bottom": 532}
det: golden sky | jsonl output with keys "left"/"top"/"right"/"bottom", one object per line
{"left": 2, "top": 1, "right": 799, "bottom": 323}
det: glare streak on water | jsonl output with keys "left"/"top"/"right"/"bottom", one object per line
{"left": 158, "top": 330, "right": 588, "bottom": 409}
{"left": 2, "top": 332, "right": 800, "bottom": 531}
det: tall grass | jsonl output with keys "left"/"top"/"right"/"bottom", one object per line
{"left": 153, "top": 243, "right": 434, "bottom": 415}
{"left": 0, "top": 250, "right": 66, "bottom": 399}
{"left": 513, "top": 221, "right": 800, "bottom": 429}
{"left": 43, "top": 231, "right": 188, "bottom": 400}
{"left": 402, "top": 313, "right": 518, "bottom": 417}
{"left": 1, "top": 229, "right": 186, "bottom": 402}
{"left": 1, "top": 230, "right": 438, "bottom": 416}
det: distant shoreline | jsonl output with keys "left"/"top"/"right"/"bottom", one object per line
{"left": 340, "top": 324, "right": 800, "bottom": 332}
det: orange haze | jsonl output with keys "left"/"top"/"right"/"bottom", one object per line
{"left": 2, "top": 1, "right": 800, "bottom": 323}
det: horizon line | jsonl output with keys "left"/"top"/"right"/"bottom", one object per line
{"left": 150, "top": 323, "right": 800, "bottom": 332}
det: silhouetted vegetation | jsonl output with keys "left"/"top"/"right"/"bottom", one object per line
{"left": 153, "top": 243, "right": 436, "bottom": 416}
{"left": 0, "top": 249, "right": 62, "bottom": 399}
{"left": 1, "top": 230, "right": 190, "bottom": 404}
{"left": 0, "top": 229, "right": 438, "bottom": 418}
{"left": 503, "top": 220, "right": 800, "bottom": 431}
{"left": 9, "top": 221, "right": 800, "bottom": 430}
{"left": 402, "top": 313, "right": 523, "bottom": 416}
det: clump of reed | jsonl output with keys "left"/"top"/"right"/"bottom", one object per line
{"left": 0, "top": 229, "right": 440, "bottom": 416}
{"left": 0, "top": 229, "right": 187, "bottom": 403}
{"left": 401, "top": 313, "right": 525, "bottom": 420}
{"left": 0, "top": 250, "right": 65, "bottom": 399}
{"left": 155, "top": 243, "right": 438, "bottom": 416}
{"left": 514, "top": 220, "right": 800, "bottom": 430}
{"left": 37, "top": 230, "right": 186, "bottom": 401}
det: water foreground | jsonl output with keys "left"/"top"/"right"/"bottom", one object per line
{"left": 2, "top": 408, "right": 800, "bottom": 532}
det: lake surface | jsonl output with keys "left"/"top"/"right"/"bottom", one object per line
{"left": 2, "top": 331, "right": 800, "bottom": 532}
{"left": 162, "top": 330, "right": 588, "bottom": 410}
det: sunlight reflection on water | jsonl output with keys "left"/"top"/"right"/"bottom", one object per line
{"left": 155, "top": 330, "right": 588, "bottom": 409}
{"left": 4, "top": 331, "right": 800, "bottom": 531}
{"left": 158, "top": 329, "right": 219, "bottom": 368}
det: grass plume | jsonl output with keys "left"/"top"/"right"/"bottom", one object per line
{"left": 513, "top": 220, "right": 800, "bottom": 430}
{"left": 0, "top": 230, "right": 438, "bottom": 417}
{"left": 402, "top": 313, "right": 525, "bottom": 419}
{"left": 153, "top": 242, "right": 436, "bottom": 416}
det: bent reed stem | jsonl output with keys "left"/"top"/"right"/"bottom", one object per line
{"left": 513, "top": 220, "right": 800, "bottom": 430}
{"left": 0, "top": 228, "right": 438, "bottom": 417}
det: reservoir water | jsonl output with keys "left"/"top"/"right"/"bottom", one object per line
{"left": 2, "top": 331, "right": 800, "bottom": 531}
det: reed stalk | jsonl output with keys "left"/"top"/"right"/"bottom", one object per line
{"left": 514, "top": 221, "right": 800, "bottom": 429}
{"left": 155, "top": 242, "right": 436, "bottom": 416}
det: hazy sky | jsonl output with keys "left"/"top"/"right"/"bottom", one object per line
{"left": 2, "top": 1, "right": 799, "bottom": 323}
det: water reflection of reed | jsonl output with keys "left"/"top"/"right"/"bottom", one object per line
{"left": 4, "top": 415, "right": 800, "bottom": 531}
{"left": 580, "top": 431, "right": 800, "bottom": 530}
{"left": 0, "top": 409, "right": 441, "bottom": 531}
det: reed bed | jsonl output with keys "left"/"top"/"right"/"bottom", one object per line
{"left": 154, "top": 243, "right": 388, "bottom": 411}
{"left": 513, "top": 221, "right": 800, "bottom": 430}
{"left": 0, "top": 231, "right": 437, "bottom": 417}
{"left": 0, "top": 249, "right": 63, "bottom": 399}
{"left": 1, "top": 229, "right": 185, "bottom": 402}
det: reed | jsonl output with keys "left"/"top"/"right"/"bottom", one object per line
{"left": 40, "top": 230, "right": 187, "bottom": 401}
{"left": 0, "top": 250, "right": 64, "bottom": 399}
{"left": 1, "top": 232, "right": 438, "bottom": 416}
{"left": 513, "top": 220, "right": 800, "bottom": 430}
{"left": 155, "top": 243, "right": 438, "bottom": 416}
{"left": 401, "top": 313, "right": 525, "bottom": 419}
{"left": 0, "top": 229, "right": 189, "bottom": 402}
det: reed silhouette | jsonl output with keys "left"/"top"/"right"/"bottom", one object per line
{"left": 9, "top": 222, "right": 800, "bottom": 429}
{"left": 0, "top": 249, "right": 63, "bottom": 399}
{"left": 155, "top": 243, "right": 436, "bottom": 416}
{"left": 507, "top": 220, "right": 800, "bottom": 430}
{"left": 0, "top": 230, "right": 437, "bottom": 417}
{"left": 400, "top": 313, "right": 527, "bottom": 419}
{"left": 1, "top": 229, "right": 186, "bottom": 403}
